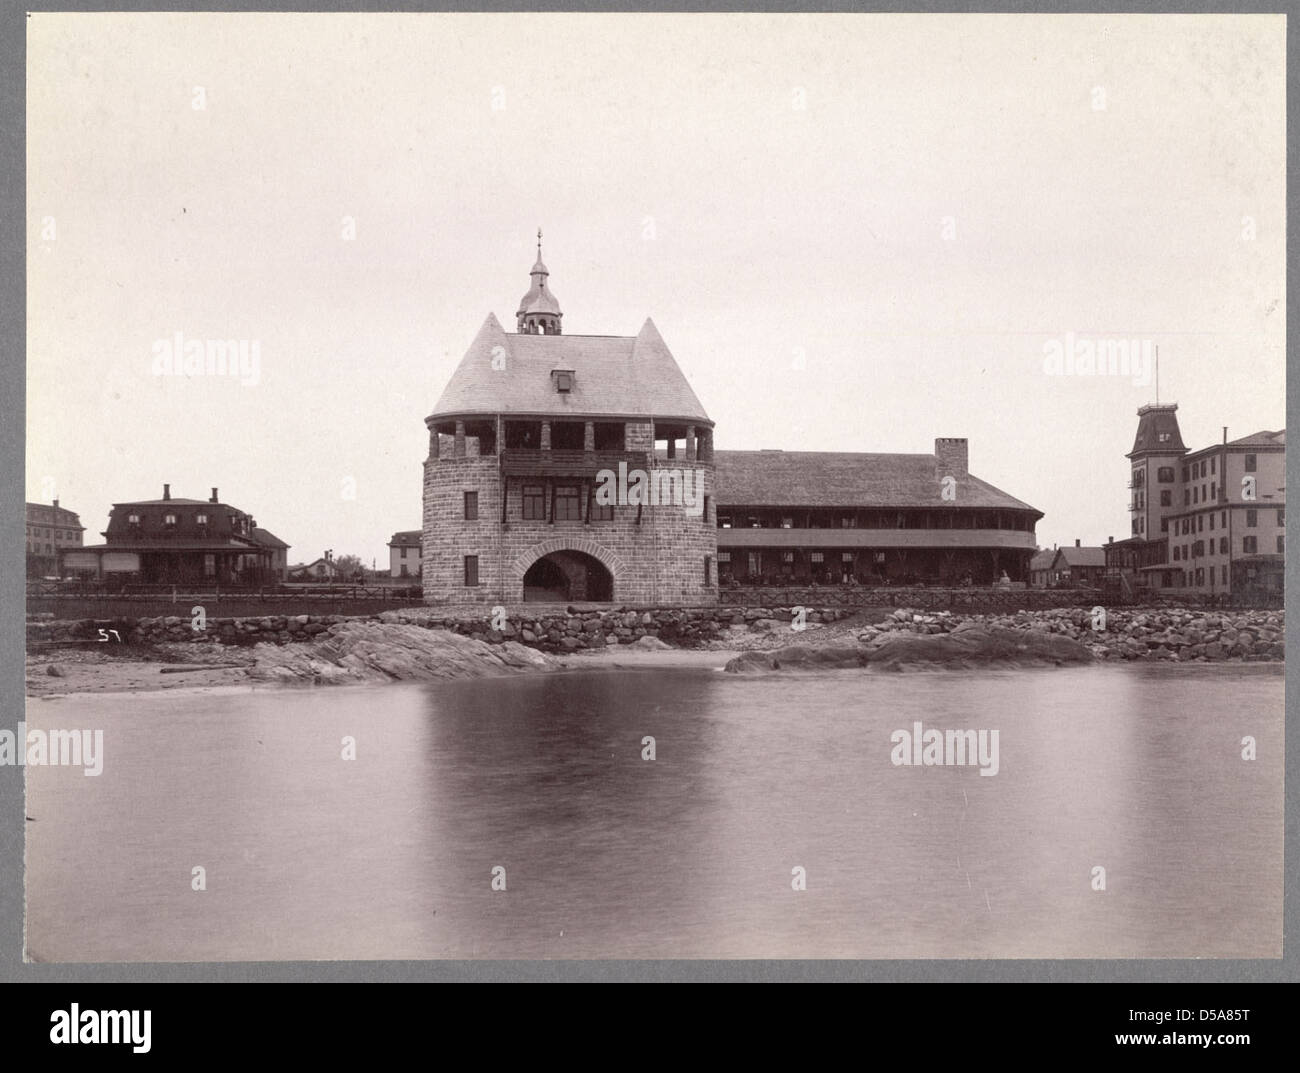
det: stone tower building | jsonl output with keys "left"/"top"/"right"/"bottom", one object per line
{"left": 422, "top": 239, "right": 718, "bottom": 605}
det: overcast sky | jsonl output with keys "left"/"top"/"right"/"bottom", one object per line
{"left": 27, "top": 12, "right": 1284, "bottom": 563}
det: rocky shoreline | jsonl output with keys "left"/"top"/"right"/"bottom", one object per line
{"left": 26, "top": 603, "right": 1284, "bottom": 661}
{"left": 854, "top": 606, "right": 1284, "bottom": 662}
{"left": 25, "top": 604, "right": 1283, "bottom": 696}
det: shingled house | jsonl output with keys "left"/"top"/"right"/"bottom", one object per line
{"left": 62, "top": 485, "right": 289, "bottom": 584}
{"left": 25, "top": 499, "right": 85, "bottom": 577}
{"left": 388, "top": 530, "right": 422, "bottom": 578}
{"left": 712, "top": 442, "right": 1042, "bottom": 587}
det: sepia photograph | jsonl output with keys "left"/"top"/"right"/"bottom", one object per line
{"left": 16, "top": 10, "right": 1285, "bottom": 966}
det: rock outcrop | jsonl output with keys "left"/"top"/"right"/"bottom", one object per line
{"left": 725, "top": 626, "right": 1094, "bottom": 673}
{"left": 247, "top": 622, "right": 558, "bottom": 684}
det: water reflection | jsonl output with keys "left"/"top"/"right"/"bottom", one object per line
{"left": 24, "top": 664, "right": 1283, "bottom": 960}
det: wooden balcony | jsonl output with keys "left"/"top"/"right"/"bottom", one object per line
{"left": 499, "top": 448, "right": 652, "bottom": 479}
{"left": 716, "top": 527, "right": 1039, "bottom": 551}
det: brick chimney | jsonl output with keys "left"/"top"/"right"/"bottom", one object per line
{"left": 934, "top": 437, "right": 968, "bottom": 480}
{"left": 210, "top": 487, "right": 219, "bottom": 503}
{"left": 162, "top": 483, "right": 171, "bottom": 501}
{"left": 52, "top": 498, "right": 59, "bottom": 510}
{"left": 1075, "top": 539, "right": 1081, "bottom": 547}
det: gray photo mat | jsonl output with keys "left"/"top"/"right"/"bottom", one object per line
{"left": 1, "top": 0, "right": 1295, "bottom": 984}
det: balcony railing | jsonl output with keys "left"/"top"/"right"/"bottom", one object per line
{"left": 499, "top": 448, "right": 653, "bottom": 478}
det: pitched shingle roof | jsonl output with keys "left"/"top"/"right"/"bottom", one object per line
{"left": 1055, "top": 546, "right": 1106, "bottom": 568}
{"left": 1227, "top": 429, "right": 1285, "bottom": 447}
{"left": 251, "top": 527, "right": 289, "bottom": 549}
{"left": 713, "top": 450, "right": 1040, "bottom": 512}
{"left": 1030, "top": 549, "right": 1056, "bottom": 571}
{"left": 389, "top": 530, "right": 421, "bottom": 545}
{"left": 428, "top": 314, "right": 711, "bottom": 424}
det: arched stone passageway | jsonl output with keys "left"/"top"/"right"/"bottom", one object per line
{"left": 522, "top": 550, "right": 614, "bottom": 602}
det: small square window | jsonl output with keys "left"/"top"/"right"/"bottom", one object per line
{"left": 1245, "top": 454, "right": 1257, "bottom": 472}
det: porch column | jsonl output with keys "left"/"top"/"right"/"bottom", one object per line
{"left": 584, "top": 421, "right": 595, "bottom": 451}
{"left": 540, "top": 421, "right": 551, "bottom": 450}
{"left": 428, "top": 427, "right": 440, "bottom": 460}
{"left": 697, "top": 427, "right": 713, "bottom": 462}
{"left": 454, "top": 421, "right": 466, "bottom": 458}
{"left": 685, "top": 425, "right": 697, "bottom": 460}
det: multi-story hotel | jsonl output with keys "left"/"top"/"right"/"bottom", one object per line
{"left": 421, "top": 242, "right": 1042, "bottom": 604}
{"left": 1106, "top": 403, "right": 1285, "bottom": 597}
{"left": 25, "top": 499, "right": 85, "bottom": 577}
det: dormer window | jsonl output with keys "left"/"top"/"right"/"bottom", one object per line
{"left": 164, "top": 514, "right": 177, "bottom": 527}
{"left": 551, "top": 369, "right": 574, "bottom": 393}
{"left": 196, "top": 513, "right": 208, "bottom": 526}
{"left": 127, "top": 513, "right": 140, "bottom": 525}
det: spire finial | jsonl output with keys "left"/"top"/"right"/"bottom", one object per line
{"left": 537, "top": 227, "right": 542, "bottom": 257}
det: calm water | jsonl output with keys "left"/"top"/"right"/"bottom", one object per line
{"left": 24, "top": 663, "right": 1283, "bottom": 960}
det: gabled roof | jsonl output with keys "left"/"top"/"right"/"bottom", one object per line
{"left": 1029, "top": 550, "right": 1056, "bottom": 571}
{"left": 291, "top": 557, "right": 338, "bottom": 571}
{"left": 428, "top": 314, "right": 711, "bottom": 424}
{"left": 712, "top": 450, "right": 1041, "bottom": 512}
{"left": 1054, "top": 546, "right": 1106, "bottom": 568}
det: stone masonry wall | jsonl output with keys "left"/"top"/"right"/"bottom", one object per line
{"left": 422, "top": 451, "right": 717, "bottom": 606}
{"left": 28, "top": 605, "right": 851, "bottom": 651}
